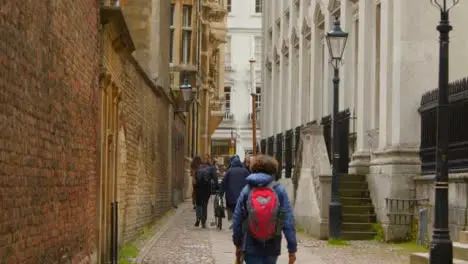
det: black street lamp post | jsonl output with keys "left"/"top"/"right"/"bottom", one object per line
{"left": 429, "top": 1, "right": 459, "bottom": 263}
{"left": 179, "top": 76, "right": 196, "bottom": 156}
{"left": 325, "top": 17, "right": 349, "bottom": 240}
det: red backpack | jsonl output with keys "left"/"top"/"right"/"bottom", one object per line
{"left": 245, "top": 181, "right": 281, "bottom": 242}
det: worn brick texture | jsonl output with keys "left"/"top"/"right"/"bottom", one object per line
{"left": 172, "top": 117, "right": 186, "bottom": 204}
{"left": 0, "top": 1, "right": 100, "bottom": 264}
{"left": 102, "top": 18, "right": 172, "bottom": 243}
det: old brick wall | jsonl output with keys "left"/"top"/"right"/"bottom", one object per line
{"left": 0, "top": 1, "right": 100, "bottom": 264}
{"left": 102, "top": 19, "right": 172, "bottom": 243}
{"left": 172, "top": 116, "right": 186, "bottom": 205}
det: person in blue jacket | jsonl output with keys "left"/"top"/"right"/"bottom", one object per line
{"left": 220, "top": 156, "right": 250, "bottom": 229}
{"left": 231, "top": 154, "right": 297, "bottom": 264}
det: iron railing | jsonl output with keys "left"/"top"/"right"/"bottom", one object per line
{"left": 321, "top": 109, "right": 351, "bottom": 174}
{"left": 260, "top": 139, "right": 266, "bottom": 154}
{"left": 267, "top": 136, "right": 274, "bottom": 156}
{"left": 284, "top": 129, "right": 294, "bottom": 178}
{"left": 276, "top": 133, "right": 283, "bottom": 180}
{"left": 419, "top": 77, "right": 468, "bottom": 174}
{"left": 110, "top": 201, "right": 119, "bottom": 264}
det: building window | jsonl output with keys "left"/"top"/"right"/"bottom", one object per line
{"left": 225, "top": 36, "right": 231, "bottom": 69}
{"left": 227, "top": 0, "right": 231, "bottom": 12}
{"left": 170, "top": 4, "right": 175, "bottom": 26}
{"left": 255, "top": 0, "right": 262, "bottom": 13}
{"left": 255, "top": 87, "right": 261, "bottom": 109}
{"left": 181, "top": 5, "right": 192, "bottom": 64}
{"left": 170, "top": 4, "right": 175, "bottom": 63}
{"left": 254, "top": 37, "right": 262, "bottom": 69}
{"left": 170, "top": 29, "right": 174, "bottom": 63}
{"left": 182, "top": 5, "right": 192, "bottom": 27}
{"left": 224, "top": 86, "right": 231, "bottom": 111}
{"left": 181, "top": 30, "right": 192, "bottom": 64}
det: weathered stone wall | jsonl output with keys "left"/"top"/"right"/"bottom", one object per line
{"left": 0, "top": 1, "right": 100, "bottom": 263}
{"left": 122, "top": 0, "right": 171, "bottom": 87}
{"left": 293, "top": 125, "right": 332, "bottom": 240}
{"left": 101, "top": 17, "right": 172, "bottom": 242}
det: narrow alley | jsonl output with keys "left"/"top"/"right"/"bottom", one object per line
{"left": 134, "top": 201, "right": 412, "bottom": 264}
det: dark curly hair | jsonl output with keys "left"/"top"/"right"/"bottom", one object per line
{"left": 250, "top": 154, "right": 278, "bottom": 176}
{"left": 191, "top": 156, "right": 202, "bottom": 171}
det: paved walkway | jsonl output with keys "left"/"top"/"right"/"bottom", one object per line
{"left": 139, "top": 200, "right": 411, "bottom": 264}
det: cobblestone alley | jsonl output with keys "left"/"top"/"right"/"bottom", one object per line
{"left": 135, "top": 201, "right": 413, "bottom": 264}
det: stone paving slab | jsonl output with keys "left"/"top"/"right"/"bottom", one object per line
{"left": 140, "top": 200, "right": 411, "bottom": 264}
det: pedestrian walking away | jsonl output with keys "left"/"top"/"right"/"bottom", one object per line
{"left": 220, "top": 156, "right": 250, "bottom": 229}
{"left": 190, "top": 156, "right": 202, "bottom": 210}
{"left": 232, "top": 154, "right": 297, "bottom": 264}
{"left": 194, "top": 155, "right": 219, "bottom": 228}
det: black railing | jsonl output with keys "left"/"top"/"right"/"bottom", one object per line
{"left": 260, "top": 139, "right": 266, "bottom": 154}
{"left": 276, "top": 133, "right": 283, "bottom": 180}
{"left": 284, "top": 129, "right": 294, "bottom": 178}
{"left": 419, "top": 77, "right": 468, "bottom": 174}
{"left": 110, "top": 201, "right": 119, "bottom": 264}
{"left": 321, "top": 109, "right": 351, "bottom": 174}
{"left": 267, "top": 136, "right": 274, "bottom": 156}
{"left": 294, "top": 126, "right": 301, "bottom": 153}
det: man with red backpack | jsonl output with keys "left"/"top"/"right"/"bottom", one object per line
{"left": 232, "top": 155, "right": 297, "bottom": 264}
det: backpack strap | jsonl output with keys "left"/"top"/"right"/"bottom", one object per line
{"left": 266, "top": 181, "right": 278, "bottom": 189}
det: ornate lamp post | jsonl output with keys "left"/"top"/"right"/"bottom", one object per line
{"left": 180, "top": 76, "right": 195, "bottom": 108}
{"left": 178, "top": 76, "right": 196, "bottom": 156}
{"left": 429, "top": 1, "right": 459, "bottom": 263}
{"left": 325, "top": 16, "right": 349, "bottom": 240}
{"left": 249, "top": 58, "right": 257, "bottom": 156}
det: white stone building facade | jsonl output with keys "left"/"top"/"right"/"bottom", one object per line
{"left": 261, "top": 0, "right": 468, "bottom": 240}
{"left": 212, "top": 0, "right": 263, "bottom": 161}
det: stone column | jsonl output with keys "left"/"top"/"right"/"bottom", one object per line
{"left": 322, "top": 14, "right": 331, "bottom": 117}
{"left": 368, "top": 0, "right": 440, "bottom": 241}
{"left": 340, "top": 0, "right": 354, "bottom": 110}
{"left": 377, "top": 0, "right": 393, "bottom": 149}
{"left": 301, "top": 40, "right": 311, "bottom": 124}
{"left": 310, "top": 26, "right": 321, "bottom": 121}
{"left": 286, "top": 23, "right": 294, "bottom": 131}
{"left": 297, "top": 0, "right": 306, "bottom": 126}
{"left": 349, "top": 0, "right": 376, "bottom": 174}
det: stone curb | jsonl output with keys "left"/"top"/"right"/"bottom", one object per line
{"left": 136, "top": 202, "right": 190, "bottom": 264}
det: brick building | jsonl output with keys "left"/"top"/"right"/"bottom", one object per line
{"left": 100, "top": 0, "right": 183, "bottom": 262}
{"left": 0, "top": 1, "right": 101, "bottom": 263}
{"left": 0, "top": 1, "right": 186, "bottom": 263}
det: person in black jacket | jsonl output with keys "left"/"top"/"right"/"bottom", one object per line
{"left": 194, "top": 155, "right": 219, "bottom": 228}
{"left": 220, "top": 156, "right": 250, "bottom": 229}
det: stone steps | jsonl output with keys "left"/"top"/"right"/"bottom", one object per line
{"left": 341, "top": 197, "right": 373, "bottom": 206}
{"left": 338, "top": 174, "right": 376, "bottom": 240}
{"left": 339, "top": 189, "right": 371, "bottom": 198}
{"left": 341, "top": 231, "right": 376, "bottom": 240}
{"left": 410, "top": 232, "right": 468, "bottom": 264}
{"left": 342, "top": 213, "right": 376, "bottom": 223}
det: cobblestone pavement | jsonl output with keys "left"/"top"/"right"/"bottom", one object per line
{"left": 140, "top": 202, "right": 215, "bottom": 264}
{"left": 140, "top": 200, "right": 411, "bottom": 264}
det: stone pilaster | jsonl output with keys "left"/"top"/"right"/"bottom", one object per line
{"left": 349, "top": 0, "right": 376, "bottom": 175}
{"left": 340, "top": 0, "right": 354, "bottom": 111}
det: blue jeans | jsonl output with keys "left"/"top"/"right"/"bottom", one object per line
{"left": 244, "top": 254, "right": 278, "bottom": 264}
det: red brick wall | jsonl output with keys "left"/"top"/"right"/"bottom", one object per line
{"left": 0, "top": 1, "right": 100, "bottom": 263}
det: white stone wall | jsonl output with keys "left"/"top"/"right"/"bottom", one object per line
{"left": 262, "top": 0, "right": 468, "bottom": 240}
{"left": 211, "top": 0, "right": 262, "bottom": 158}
